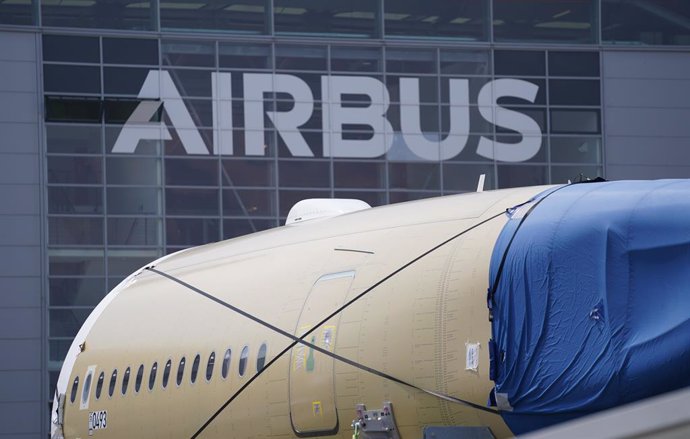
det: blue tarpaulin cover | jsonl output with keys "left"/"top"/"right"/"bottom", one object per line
{"left": 489, "top": 180, "right": 690, "bottom": 434}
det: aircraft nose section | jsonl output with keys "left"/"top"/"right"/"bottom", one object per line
{"left": 488, "top": 179, "right": 690, "bottom": 434}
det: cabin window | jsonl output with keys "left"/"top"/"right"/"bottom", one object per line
{"left": 191, "top": 354, "right": 200, "bottom": 384}
{"left": 149, "top": 362, "right": 158, "bottom": 391}
{"left": 108, "top": 369, "right": 117, "bottom": 397}
{"left": 121, "top": 367, "right": 131, "bottom": 395}
{"left": 135, "top": 364, "right": 144, "bottom": 393}
{"left": 206, "top": 352, "right": 215, "bottom": 381}
{"left": 70, "top": 376, "right": 79, "bottom": 403}
{"left": 81, "top": 371, "right": 93, "bottom": 405}
{"left": 162, "top": 359, "right": 172, "bottom": 388}
{"left": 95, "top": 371, "right": 105, "bottom": 399}
{"left": 176, "top": 357, "right": 186, "bottom": 386}
{"left": 257, "top": 343, "right": 267, "bottom": 372}
{"left": 239, "top": 345, "right": 249, "bottom": 376}
{"left": 221, "top": 348, "right": 231, "bottom": 379}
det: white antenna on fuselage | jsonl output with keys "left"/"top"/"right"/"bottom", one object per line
{"left": 477, "top": 174, "right": 486, "bottom": 193}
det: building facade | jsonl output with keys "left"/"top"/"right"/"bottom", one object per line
{"left": 1, "top": 1, "right": 689, "bottom": 437}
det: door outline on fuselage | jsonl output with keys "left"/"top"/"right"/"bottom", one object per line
{"left": 288, "top": 271, "right": 355, "bottom": 437}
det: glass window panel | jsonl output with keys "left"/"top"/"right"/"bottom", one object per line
{"left": 47, "top": 125, "right": 102, "bottom": 154}
{"left": 48, "top": 156, "right": 102, "bottom": 184}
{"left": 386, "top": 48, "right": 437, "bottom": 74}
{"left": 223, "top": 218, "right": 276, "bottom": 238}
{"left": 440, "top": 50, "right": 491, "bottom": 75}
{"left": 278, "top": 160, "right": 330, "bottom": 188}
{"left": 548, "top": 51, "right": 600, "bottom": 77}
{"left": 162, "top": 40, "right": 216, "bottom": 68}
{"left": 41, "top": 1, "right": 155, "bottom": 30}
{"left": 108, "top": 218, "right": 160, "bottom": 246}
{"left": 49, "top": 278, "right": 105, "bottom": 307}
{"left": 386, "top": 76, "right": 438, "bottom": 104}
{"left": 385, "top": 0, "right": 487, "bottom": 40}
{"left": 551, "top": 165, "right": 603, "bottom": 184}
{"left": 389, "top": 191, "right": 440, "bottom": 203}
{"left": 496, "top": 79, "right": 546, "bottom": 106}
{"left": 493, "top": 0, "right": 597, "bottom": 43}
{"left": 108, "top": 249, "right": 161, "bottom": 276}
{"left": 549, "top": 79, "right": 600, "bottom": 106}
{"left": 50, "top": 341, "right": 71, "bottom": 363}
{"left": 105, "top": 126, "right": 162, "bottom": 156}
{"left": 494, "top": 135, "right": 547, "bottom": 162}
{"left": 497, "top": 165, "right": 547, "bottom": 188}
{"left": 279, "top": 189, "right": 330, "bottom": 216}
{"left": 166, "top": 218, "right": 220, "bottom": 246}
{"left": 103, "top": 38, "right": 158, "bottom": 65}
{"left": 43, "top": 35, "right": 99, "bottom": 63}
{"left": 50, "top": 309, "right": 91, "bottom": 337}
{"left": 166, "top": 188, "right": 219, "bottom": 215}
{"left": 603, "top": 1, "right": 690, "bottom": 46}
{"left": 551, "top": 109, "right": 600, "bottom": 134}
{"left": 496, "top": 108, "right": 546, "bottom": 134}
{"left": 44, "top": 65, "right": 101, "bottom": 94}
{"left": 103, "top": 99, "right": 142, "bottom": 124}
{"left": 161, "top": 0, "right": 266, "bottom": 34}
{"left": 388, "top": 163, "right": 440, "bottom": 190}
{"left": 106, "top": 157, "right": 160, "bottom": 185}
{"left": 439, "top": 105, "right": 491, "bottom": 134}
{"left": 219, "top": 43, "right": 272, "bottom": 69}
{"left": 164, "top": 69, "right": 213, "bottom": 97}
{"left": 444, "top": 135, "right": 494, "bottom": 162}
{"left": 163, "top": 99, "right": 213, "bottom": 128}
{"left": 443, "top": 163, "right": 496, "bottom": 192}
{"left": 494, "top": 51, "right": 545, "bottom": 76}
{"left": 104, "top": 68, "right": 151, "bottom": 96}
{"left": 223, "top": 189, "right": 276, "bottom": 216}
{"left": 107, "top": 187, "right": 160, "bottom": 215}
{"left": 45, "top": 97, "right": 102, "bottom": 124}
{"left": 49, "top": 186, "right": 103, "bottom": 215}
{"left": 550, "top": 136, "right": 601, "bottom": 163}
{"left": 222, "top": 160, "right": 275, "bottom": 187}
{"left": 164, "top": 128, "right": 214, "bottom": 155}
{"left": 165, "top": 159, "right": 218, "bottom": 186}
{"left": 330, "top": 47, "right": 382, "bottom": 73}
{"left": 275, "top": 45, "right": 327, "bottom": 71}
{"left": 0, "top": 0, "right": 34, "bottom": 25}
{"left": 334, "top": 161, "right": 385, "bottom": 189}
{"left": 49, "top": 249, "right": 104, "bottom": 276}
{"left": 49, "top": 217, "right": 103, "bottom": 245}
{"left": 333, "top": 190, "right": 386, "bottom": 207}
{"left": 277, "top": 130, "right": 322, "bottom": 158}
{"left": 274, "top": 0, "right": 376, "bottom": 37}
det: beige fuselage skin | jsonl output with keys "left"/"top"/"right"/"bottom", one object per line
{"left": 52, "top": 186, "right": 549, "bottom": 439}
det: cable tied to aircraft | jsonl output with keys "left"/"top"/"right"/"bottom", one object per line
{"left": 145, "top": 200, "right": 541, "bottom": 438}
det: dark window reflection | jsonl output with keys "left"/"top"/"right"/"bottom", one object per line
{"left": 386, "top": 48, "right": 436, "bottom": 74}
{"left": 331, "top": 47, "right": 382, "bottom": 72}
{"left": 278, "top": 160, "right": 330, "bottom": 187}
{"left": 43, "top": 35, "right": 99, "bottom": 63}
{"left": 166, "top": 188, "right": 219, "bottom": 216}
{"left": 549, "top": 79, "right": 600, "bottom": 106}
{"left": 104, "top": 68, "right": 151, "bottom": 96}
{"left": 50, "top": 309, "right": 90, "bottom": 337}
{"left": 275, "top": 45, "right": 327, "bottom": 71}
{"left": 104, "top": 38, "right": 158, "bottom": 65}
{"left": 161, "top": 0, "right": 266, "bottom": 34}
{"left": 165, "top": 159, "right": 218, "bottom": 186}
{"left": 274, "top": 0, "right": 376, "bottom": 37}
{"left": 334, "top": 162, "right": 386, "bottom": 189}
{"left": 219, "top": 43, "right": 272, "bottom": 69}
{"left": 223, "top": 218, "right": 276, "bottom": 239}
{"left": 45, "top": 97, "right": 102, "bottom": 124}
{"left": 548, "top": 51, "right": 599, "bottom": 77}
{"left": 107, "top": 187, "right": 160, "bottom": 215}
{"left": 388, "top": 163, "right": 441, "bottom": 190}
{"left": 108, "top": 218, "right": 160, "bottom": 246}
{"left": 49, "top": 186, "right": 103, "bottom": 214}
{"left": 0, "top": 0, "right": 34, "bottom": 25}
{"left": 222, "top": 189, "right": 276, "bottom": 216}
{"left": 42, "top": 1, "right": 156, "bottom": 30}
{"left": 443, "top": 163, "right": 495, "bottom": 192}
{"left": 385, "top": 0, "right": 487, "bottom": 40}
{"left": 47, "top": 125, "right": 102, "bottom": 154}
{"left": 163, "top": 40, "right": 216, "bottom": 68}
{"left": 497, "top": 165, "right": 548, "bottom": 188}
{"left": 603, "top": 1, "right": 690, "bottom": 46}
{"left": 222, "top": 160, "right": 275, "bottom": 187}
{"left": 44, "top": 65, "right": 101, "bottom": 94}
{"left": 550, "top": 136, "right": 601, "bottom": 163}
{"left": 495, "top": 51, "right": 545, "bottom": 76}
{"left": 551, "top": 109, "right": 601, "bottom": 134}
{"left": 166, "top": 218, "right": 219, "bottom": 246}
{"left": 440, "top": 50, "right": 491, "bottom": 75}
{"left": 49, "top": 217, "right": 103, "bottom": 245}
{"left": 106, "top": 157, "right": 160, "bottom": 185}
{"left": 49, "top": 278, "right": 105, "bottom": 307}
{"left": 48, "top": 156, "right": 102, "bottom": 184}
{"left": 103, "top": 99, "right": 142, "bottom": 124}
{"left": 49, "top": 251, "right": 104, "bottom": 276}
{"left": 494, "top": 0, "right": 597, "bottom": 43}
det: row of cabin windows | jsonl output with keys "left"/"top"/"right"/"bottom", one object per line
{"left": 70, "top": 343, "right": 268, "bottom": 404}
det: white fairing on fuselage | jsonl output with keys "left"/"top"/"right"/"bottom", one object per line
{"left": 53, "top": 186, "right": 551, "bottom": 439}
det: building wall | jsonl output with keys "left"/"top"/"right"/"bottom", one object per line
{"left": 604, "top": 51, "right": 690, "bottom": 179}
{"left": 0, "top": 31, "right": 45, "bottom": 439}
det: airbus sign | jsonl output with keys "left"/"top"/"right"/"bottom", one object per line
{"left": 113, "top": 70, "right": 542, "bottom": 162}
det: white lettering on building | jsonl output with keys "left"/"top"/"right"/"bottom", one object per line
{"left": 113, "top": 70, "right": 542, "bottom": 162}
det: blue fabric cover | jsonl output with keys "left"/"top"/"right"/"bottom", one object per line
{"left": 489, "top": 180, "right": 690, "bottom": 434}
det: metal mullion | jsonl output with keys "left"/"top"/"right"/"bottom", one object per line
{"left": 381, "top": 44, "right": 390, "bottom": 205}
{"left": 99, "top": 35, "right": 109, "bottom": 296}
{"left": 436, "top": 47, "right": 444, "bottom": 196}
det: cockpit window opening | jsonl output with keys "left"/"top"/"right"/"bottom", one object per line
{"left": 176, "top": 357, "right": 186, "bottom": 387}
{"left": 206, "top": 352, "right": 216, "bottom": 382}
{"left": 70, "top": 376, "right": 79, "bottom": 403}
{"left": 191, "top": 354, "right": 200, "bottom": 384}
{"left": 239, "top": 345, "right": 249, "bottom": 377}
{"left": 122, "top": 367, "right": 131, "bottom": 395}
{"left": 257, "top": 343, "right": 267, "bottom": 372}
{"left": 135, "top": 364, "right": 144, "bottom": 393}
{"left": 95, "top": 371, "right": 105, "bottom": 399}
{"left": 81, "top": 371, "right": 93, "bottom": 406}
{"left": 148, "top": 361, "right": 158, "bottom": 391}
{"left": 221, "top": 348, "right": 232, "bottom": 380}
{"left": 162, "top": 359, "right": 172, "bottom": 389}
{"left": 108, "top": 369, "right": 117, "bottom": 398}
